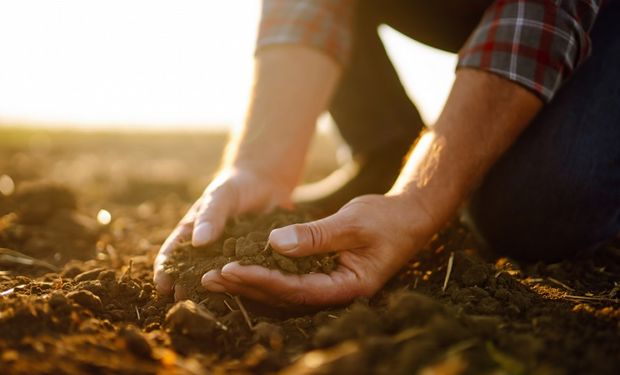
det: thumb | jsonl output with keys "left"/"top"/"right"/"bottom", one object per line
{"left": 269, "top": 211, "right": 362, "bottom": 257}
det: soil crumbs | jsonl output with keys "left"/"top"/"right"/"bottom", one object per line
{"left": 1, "top": 131, "right": 619, "bottom": 375}
{"left": 163, "top": 209, "right": 338, "bottom": 301}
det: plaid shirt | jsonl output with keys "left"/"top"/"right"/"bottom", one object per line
{"left": 257, "top": 0, "right": 604, "bottom": 102}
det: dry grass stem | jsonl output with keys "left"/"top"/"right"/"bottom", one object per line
{"left": 0, "top": 287, "right": 15, "bottom": 297}
{"left": 442, "top": 252, "right": 455, "bottom": 292}
{"left": 234, "top": 296, "right": 254, "bottom": 330}
{"left": 547, "top": 277, "right": 575, "bottom": 291}
{"left": 223, "top": 299, "right": 235, "bottom": 312}
{"left": 564, "top": 294, "right": 619, "bottom": 303}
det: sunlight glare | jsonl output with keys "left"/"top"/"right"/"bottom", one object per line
{"left": 0, "top": 1, "right": 454, "bottom": 130}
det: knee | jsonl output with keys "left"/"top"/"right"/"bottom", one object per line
{"left": 467, "top": 171, "right": 620, "bottom": 262}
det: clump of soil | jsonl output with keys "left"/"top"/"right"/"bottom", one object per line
{"left": 163, "top": 209, "right": 338, "bottom": 300}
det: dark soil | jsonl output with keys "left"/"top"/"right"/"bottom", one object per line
{"left": 0, "top": 130, "right": 619, "bottom": 375}
{"left": 163, "top": 210, "right": 338, "bottom": 301}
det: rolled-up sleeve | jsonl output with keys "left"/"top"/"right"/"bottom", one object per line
{"left": 256, "top": 0, "right": 356, "bottom": 65}
{"left": 458, "top": 0, "right": 603, "bottom": 101}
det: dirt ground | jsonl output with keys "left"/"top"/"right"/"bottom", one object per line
{"left": 0, "top": 128, "right": 618, "bottom": 375}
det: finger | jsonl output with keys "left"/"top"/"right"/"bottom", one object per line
{"left": 153, "top": 225, "right": 192, "bottom": 295}
{"left": 174, "top": 283, "right": 188, "bottom": 301}
{"left": 201, "top": 269, "right": 282, "bottom": 304}
{"left": 268, "top": 211, "right": 363, "bottom": 257}
{"left": 218, "top": 262, "right": 368, "bottom": 306}
{"left": 192, "top": 189, "right": 232, "bottom": 247}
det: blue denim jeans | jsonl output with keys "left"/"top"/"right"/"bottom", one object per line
{"left": 468, "top": 3, "right": 620, "bottom": 261}
{"left": 330, "top": 1, "right": 620, "bottom": 261}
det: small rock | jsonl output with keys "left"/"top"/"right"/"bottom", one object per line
{"left": 67, "top": 290, "right": 103, "bottom": 312}
{"left": 165, "top": 300, "right": 226, "bottom": 340}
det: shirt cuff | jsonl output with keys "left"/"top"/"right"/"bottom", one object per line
{"left": 457, "top": 0, "right": 601, "bottom": 102}
{"left": 256, "top": 0, "right": 355, "bottom": 66}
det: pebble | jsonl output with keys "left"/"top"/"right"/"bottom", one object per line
{"left": 67, "top": 290, "right": 103, "bottom": 312}
{"left": 165, "top": 300, "right": 225, "bottom": 340}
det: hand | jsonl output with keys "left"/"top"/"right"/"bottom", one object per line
{"left": 200, "top": 194, "right": 436, "bottom": 306}
{"left": 153, "top": 168, "right": 293, "bottom": 299}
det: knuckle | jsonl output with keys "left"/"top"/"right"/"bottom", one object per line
{"left": 304, "top": 222, "right": 328, "bottom": 249}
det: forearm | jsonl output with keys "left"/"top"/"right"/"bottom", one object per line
{"left": 389, "top": 69, "right": 543, "bottom": 232}
{"left": 225, "top": 46, "right": 341, "bottom": 188}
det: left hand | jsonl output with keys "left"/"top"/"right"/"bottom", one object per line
{"left": 200, "top": 194, "right": 436, "bottom": 307}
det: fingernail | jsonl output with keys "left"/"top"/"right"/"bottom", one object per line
{"left": 192, "top": 222, "right": 214, "bottom": 246}
{"left": 202, "top": 281, "right": 227, "bottom": 293}
{"left": 269, "top": 227, "right": 298, "bottom": 251}
{"left": 221, "top": 271, "right": 242, "bottom": 284}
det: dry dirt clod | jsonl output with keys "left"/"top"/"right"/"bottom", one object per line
{"left": 66, "top": 289, "right": 103, "bottom": 312}
{"left": 236, "top": 237, "right": 261, "bottom": 257}
{"left": 223, "top": 238, "right": 236, "bottom": 257}
{"left": 165, "top": 300, "right": 228, "bottom": 340}
{"left": 272, "top": 252, "right": 298, "bottom": 274}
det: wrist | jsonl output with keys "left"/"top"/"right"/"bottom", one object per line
{"left": 384, "top": 192, "right": 442, "bottom": 246}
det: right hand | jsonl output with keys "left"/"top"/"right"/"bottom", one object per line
{"left": 153, "top": 167, "right": 293, "bottom": 299}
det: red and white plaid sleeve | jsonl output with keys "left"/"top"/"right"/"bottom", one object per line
{"left": 256, "top": 0, "right": 355, "bottom": 65}
{"left": 458, "top": 0, "right": 603, "bottom": 102}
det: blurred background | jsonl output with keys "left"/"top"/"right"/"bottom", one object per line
{"left": 0, "top": 0, "right": 456, "bottom": 131}
{"left": 0, "top": 0, "right": 457, "bottom": 227}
